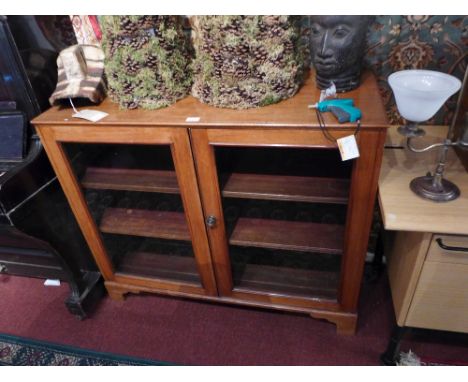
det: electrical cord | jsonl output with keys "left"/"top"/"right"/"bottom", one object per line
{"left": 315, "top": 108, "right": 361, "bottom": 142}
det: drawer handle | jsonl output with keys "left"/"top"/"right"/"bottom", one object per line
{"left": 436, "top": 238, "right": 468, "bottom": 252}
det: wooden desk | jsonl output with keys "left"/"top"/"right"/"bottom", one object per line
{"left": 378, "top": 126, "right": 468, "bottom": 364}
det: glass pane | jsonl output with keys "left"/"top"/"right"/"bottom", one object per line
{"left": 63, "top": 142, "right": 200, "bottom": 285}
{"left": 215, "top": 146, "right": 351, "bottom": 299}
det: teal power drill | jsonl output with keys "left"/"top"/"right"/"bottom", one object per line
{"left": 309, "top": 99, "right": 362, "bottom": 123}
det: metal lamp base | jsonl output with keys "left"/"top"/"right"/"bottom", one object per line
{"left": 410, "top": 176, "right": 460, "bottom": 202}
{"left": 397, "top": 125, "right": 426, "bottom": 138}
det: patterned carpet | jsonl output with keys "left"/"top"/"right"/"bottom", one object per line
{"left": 0, "top": 333, "right": 172, "bottom": 366}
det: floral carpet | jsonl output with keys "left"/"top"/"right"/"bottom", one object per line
{"left": 0, "top": 333, "right": 171, "bottom": 366}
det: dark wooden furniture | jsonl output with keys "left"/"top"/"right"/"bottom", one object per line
{"left": 0, "top": 16, "right": 102, "bottom": 319}
{"left": 32, "top": 70, "right": 388, "bottom": 334}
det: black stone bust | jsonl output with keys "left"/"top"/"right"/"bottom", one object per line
{"left": 309, "top": 16, "right": 373, "bottom": 92}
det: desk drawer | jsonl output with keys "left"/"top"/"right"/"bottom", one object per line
{"left": 406, "top": 261, "right": 468, "bottom": 333}
{"left": 427, "top": 234, "right": 468, "bottom": 266}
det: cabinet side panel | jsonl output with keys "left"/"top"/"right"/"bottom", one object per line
{"left": 339, "top": 129, "right": 387, "bottom": 311}
{"left": 387, "top": 231, "right": 432, "bottom": 326}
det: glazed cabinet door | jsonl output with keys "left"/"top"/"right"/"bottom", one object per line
{"left": 37, "top": 125, "right": 217, "bottom": 297}
{"left": 191, "top": 128, "right": 354, "bottom": 311}
{"left": 191, "top": 127, "right": 385, "bottom": 313}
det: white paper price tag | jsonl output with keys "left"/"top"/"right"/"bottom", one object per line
{"left": 44, "top": 279, "right": 61, "bottom": 286}
{"left": 72, "top": 109, "right": 108, "bottom": 122}
{"left": 185, "top": 116, "right": 200, "bottom": 122}
{"left": 337, "top": 135, "right": 360, "bottom": 161}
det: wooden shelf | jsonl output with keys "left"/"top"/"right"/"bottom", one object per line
{"left": 115, "top": 251, "right": 200, "bottom": 284}
{"left": 229, "top": 217, "right": 344, "bottom": 254}
{"left": 81, "top": 167, "right": 349, "bottom": 204}
{"left": 100, "top": 207, "right": 191, "bottom": 241}
{"left": 81, "top": 167, "right": 179, "bottom": 194}
{"left": 233, "top": 263, "right": 338, "bottom": 299}
{"left": 222, "top": 173, "right": 349, "bottom": 204}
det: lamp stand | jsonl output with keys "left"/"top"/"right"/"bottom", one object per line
{"left": 397, "top": 123, "right": 426, "bottom": 138}
{"left": 408, "top": 138, "right": 460, "bottom": 202}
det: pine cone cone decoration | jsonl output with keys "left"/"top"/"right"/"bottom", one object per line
{"left": 127, "top": 35, "right": 150, "bottom": 50}
{"left": 100, "top": 15, "right": 192, "bottom": 110}
{"left": 146, "top": 54, "right": 158, "bottom": 69}
{"left": 136, "top": 16, "right": 158, "bottom": 29}
{"left": 220, "top": 44, "right": 236, "bottom": 57}
{"left": 251, "top": 45, "right": 268, "bottom": 62}
{"left": 191, "top": 16, "right": 307, "bottom": 109}
{"left": 121, "top": 78, "right": 141, "bottom": 95}
{"left": 268, "top": 26, "right": 285, "bottom": 38}
{"left": 221, "top": 58, "right": 250, "bottom": 79}
{"left": 283, "top": 40, "right": 294, "bottom": 55}
{"left": 236, "top": 43, "right": 250, "bottom": 56}
{"left": 269, "top": 53, "right": 287, "bottom": 67}
{"left": 123, "top": 56, "right": 141, "bottom": 75}
{"left": 121, "top": 100, "right": 139, "bottom": 109}
{"left": 107, "top": 35, "right": 126, "bottom": 57}
{"left": 119, "top": 16, "right": 139, "bottom": 36}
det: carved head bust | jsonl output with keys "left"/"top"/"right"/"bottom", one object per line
{"left": 309, "top": 16, "right": 374, "bottom": 92}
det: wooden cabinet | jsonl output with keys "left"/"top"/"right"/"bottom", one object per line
{"left": 379, "top": 126, "right": 468, "bottom": 363}
{"left": 387, "top": 231, "right": 468, "bottom": 334}
{"left": 32, "top": 71, "right": 388, "bottom": 334}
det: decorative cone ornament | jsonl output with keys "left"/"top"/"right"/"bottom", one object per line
{"left": 190, "top": 16, "right": 308, "bottom": 109}
{"left": 100, "top": 16, "right": 192, "bottom": 109}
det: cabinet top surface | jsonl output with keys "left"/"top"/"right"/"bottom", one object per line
{"left": 33, "top": 70, "right": 388, "bottom": 130}
{"left": 379, "top": 126, "right": 468, "bottom": 235}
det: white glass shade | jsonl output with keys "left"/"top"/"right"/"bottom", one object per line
{"left": 388, "top": 69, "right": 461, "bottom": 122}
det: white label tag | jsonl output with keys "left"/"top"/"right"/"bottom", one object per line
{"left": 44, "top": 279, "right": 61, "bottom": 287}
{"left": 337, "top": 135, "right": 360, "bottom": 161}
{"left": 72, "top": 109, "right": 108, "bottom": 122}
{"left": 185, "top": 116, "right": 200, "bottom": 123}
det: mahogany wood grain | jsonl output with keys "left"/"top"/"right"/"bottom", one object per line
{"left": 309, "top": 310, "right": 357, "bottom": 335}
{"left": 35, "top": 125, "right": 218, "bottom": 297}
{"left": 116, "top": 251, "right": 200, "bottom": 284}
{"left": 229, "top": 217, "right": 344, "bottom": 254}
{"left": 32, "top": 71, "right": 389, "bottom": 130}
{"left": 105, "top": 284, "right": 128, "bottom": 301}
{"left": 189, "top": 129, "right": 234, "bottom": 296}
{"left": 233, "top": 263, "right": 338, "bottom": 299}
{"left": 169, "top": 129, "right": 218, "bottom": 296}
{"left": 100, "top": 208, "right": 191, "bottom": 241}
{"left": 82, "top": 168, "right": 349, "bottom": 204}
{"left": 35, "top": 127, "right": 115, "bottom": 280}
{"left": 204, "top": 127, "right": 353, "bottom": 148}
{"left": 44, "top": 124, "right": 176, "bottom": 144}
{"left": 222, "top": 173, "right": 349, "bottom": 204}
{"left": 111, "top": 273, "right": 208, "bottom": 296}
{"left": 338, "top": 129, "right": 387, "bottom": 312}
{"left": 105, "top": 279, "right": 340, "bottom": 313}
{"left": 81, "top": 167, "right": 180, "bottom": 194}
{"left": 191, "top": 117, "right": 388, "bottom": 334}
{"left": 228, "top": 288, "right": 339, "bottom": 311}
{"left": 33, "top": 69, "right": 389, "bottom": 333}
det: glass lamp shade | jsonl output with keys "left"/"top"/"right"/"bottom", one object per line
{"left": 388, "top": 70, "right": 461, "bottom": 123}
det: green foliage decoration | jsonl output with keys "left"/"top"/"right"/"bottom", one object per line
{"left": 100, "top": 16, "right": 193, "bottom": 109}
{"left": 190, "top": 16, "right": 308, "bottom": 109}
